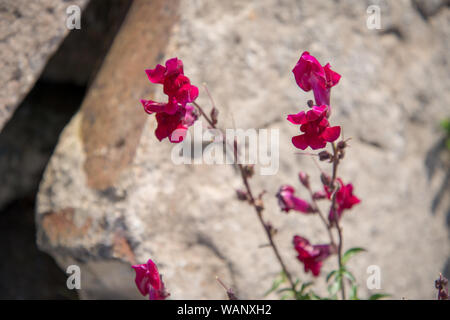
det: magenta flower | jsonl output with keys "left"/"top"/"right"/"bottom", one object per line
{"left": 276, "top": 185, "right": 315, "bottom": 214}
{"left": 132, "top": 259, "right": 169, "bottom": 300}
{"left": 292, "top": 51, "right": 341, "bottom": 106}
{"left": 141, "top": 58, "right": 198, "bottom": 143}
{"left": 326, "top": 178, "right": 361, "bottom": 223}
{"left": 287, "top": 105, "right": 341, "bottom": 150}
{"left": 293, "top": 236, "right": 333, "bottom": 277}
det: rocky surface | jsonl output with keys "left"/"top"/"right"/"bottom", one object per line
{"left": 36, "top": 0, "right": 450, "bottom": 299}
{"left": 0, "top": 1, "right": 131, "bottom": 298}
{"left": 0, "top": 0, "right": 88, "bottom": 131}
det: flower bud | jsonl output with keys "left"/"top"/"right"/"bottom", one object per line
{"left": 312, "top": 190, "right": 327, "bottom": 200}
{"left": 210, "top": 107, "right": 219, "bottom": 125}
{"left": 236, "top": 189, "right": 248, "bottom": 201}
{"left": 243, "top": 164, "right": 255, "bottom": 178}
{"left": 320, "top": 173, "right": 332, "bottom": 187}
{"left": 318, "top": 151, "right": 331, "bottom": 161}
{"left": 298, "top": 171, "right": 310, "bottom": 188}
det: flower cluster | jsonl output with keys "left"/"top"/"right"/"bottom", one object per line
{"left": 141, "top": 58, "right": 198, "bottom": 143}
{"left": 289, "top": 51, "right": 341, "bottom": 150}
{"left": 277, "top": 52, "right": 360, "bottom": 278}
{"left": 132, "top": 259, "right": 169, "bottom": 300}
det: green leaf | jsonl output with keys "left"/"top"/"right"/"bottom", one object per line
{"left": 264, "top": 271, "right": 286, "bottom": 297}
{"left": 276, "top": 287, "right": 296, "bottom": 294}
{"left": 441, "top": 118, "right": 450, "bottom": 132}
{"left": 368, "top": 293, "right": 390, "bottom": 300}
{"left": 342, "top": 270, "right": 356, "bottom": 283}
{"left": 350, "top": 284, "right": 359, "bottom": 300}
{"left": 326, "top": 270, "right": 338, "bottom": 282}
{"left": 328, "top": 280, "right": 341, "bottom": 297}
{"left": 280, "top": 291, "right": 295, "bottom": 300}
{"left": 299, "top": 281, "right": 313, "bottom": 295}
{"left": 309, "top": 292, "right": 323, "bottom": 300}
{"left": 342, "top": 247, "right": 366, "bottom": 265}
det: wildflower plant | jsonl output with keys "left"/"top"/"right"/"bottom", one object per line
{"left": 132, "top": 51, "right": 389, "bottom": 300}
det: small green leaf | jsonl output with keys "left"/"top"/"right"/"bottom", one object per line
{"left": 350, "top": 284, "right": 359, "bottom": 300}
{"left": 264, "top": 271, "right": 286, "bottom": 297}
{"left": 326, "top": 270, "right": 338, "bottom": 282}
{"left": 280, "top": 291, "right": 295, "bottom": 300}
{"left": 328, "top": 280, "right": 341, "bottom": 297}
{"left": 299, "top": 281, "right": 313, "bottom": 294}
{"left": 342, "top": 247, "right": 366, "bottom": 265}
{"left": 441, "top": 118, "right": 450, "bottom": 132}
{"left": 342, "top": 270, "right": 356, "bottom": 283}
{"left": 368, "top": 293, "right": 390, "bottom": 300}
{"left": 309, "top": 292, "right": 323, "bottom": 300}
{"left": 276, "top": 287, "right": 296, "bottom": 294}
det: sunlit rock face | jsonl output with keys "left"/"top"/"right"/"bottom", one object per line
{"left": 36, "top": 0, "right": 450, "bottom": 299}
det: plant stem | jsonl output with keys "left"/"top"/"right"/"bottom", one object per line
{"left": 193, "top": 101, "right": 297, "bottom": 292}
{"left": 307, "top": 188, "right": 335, "bottom": 247}
{"left": 237, "top": 162, "right": 296, "bottom": 290}
{"left": 330, "top": 142, "right": 345, "bottom": 300}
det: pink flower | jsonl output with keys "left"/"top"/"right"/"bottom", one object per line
{"left": 276, "top": 185, "right": 315, "bottom": 214}
{"left": 293, "top": 236, "right": 333, "bottom": 277}
{"left": 287, "top": 105, "right": 341, "bottom": 150}
{"left": 154, "top": 105, "right": 197, "bottom": 143}
{"left": 141, "top": 58, "right": 199, "bottom": 143}
{"left": 326, "top": 178, "right": 361, "bottom": 223}
{"left": 132, "top": 259, "right": 169, "bottom": 300}
{"left": 145, "top": 57, "right": 198, "bottom": 107}
{"left": 292, "top": 51, "right": 341, "bottom": 107}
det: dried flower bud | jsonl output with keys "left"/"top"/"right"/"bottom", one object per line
{"left": 236, "top": 189, "right": 248, "bottom": 201}
{"left": 307, "top": 100, "right": 314, "bottom": 108}
{"left": 210, "top": 107, "right": 219, "bottom": 125}
{"left": 255, "top": 198, "right": 264, "bottom": 211}
{"left": 337, "top": 140, "right": 347, "bottom": 150}
{"left": 435, "top": 273, "right": 449, "bottom": 300}
{"left": 338, "top": 149, "right": 345, "bottom": 159}
{"left": 312, "top": 190, "right": 327, "bottom": 200}
{"left": 243, "top": 164, "right": 255, "bottom": 178}
{"left": 320, "top": 173, "right": 332, "bottom": 187}
{"left": 318, "top": 151, "right": 331, "bottom": 161}
{"left": 265, "top": 222, "right": 278, "bottom": 237}
{"left": 298, "top": 171, "right": 310, "bottom": 188}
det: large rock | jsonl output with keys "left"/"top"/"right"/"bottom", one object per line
{"left": 36, "top": 0, "right": 450, "bottom": 299}
{"left": 0, "top": 0, "right": 89, "bottom": 131}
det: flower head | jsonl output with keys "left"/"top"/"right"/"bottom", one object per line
{"left": 132, "top": 259, "right": 169, "bottom": 300}
{"left": 141, "top": 58, "right": 198, "bottom": 143}
{"left": 292, "top": 51, "right": 341, "bottom": 107}
{"left": 293, "top": 236, "right": 333, "bottom": 277}
{"left": 326, "top": 178, "right": 360, "bottom": 223}
{"left": 287, "top": 105, "right": 341, "bottom": 150}
{"left": 276, "top": 185, "right": 314, "bottom": 214}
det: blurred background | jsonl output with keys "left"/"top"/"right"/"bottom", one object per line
{"left": 0, "top": 0, "right": 449, "bottom": 299}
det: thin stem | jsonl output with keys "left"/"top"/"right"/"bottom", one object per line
{"left": 306, "top": 187, "right": 335, "bottom": 247}
{"left": 193, "top": 101, "right": 296, "bottom": 292}
{"left": 330, "top": 142, "right": 345, "bottom": 300}
{"left": 237, "top": 163, "right": 296, "bottom": 291}
{"left": 193, "top": 101, "right": 216, "bottom": 128}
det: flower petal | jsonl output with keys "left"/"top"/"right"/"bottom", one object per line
{"left": 145, "top": 64, "right": 166, "bottom": 84}
{"left": 292, "top": 134, "right": 308, "bottom": 150}
{"left": 322, "top": 126, "right": 341, "bottom": 142}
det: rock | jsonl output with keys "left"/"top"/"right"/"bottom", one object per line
{"left": 0, "top": 0, "right": 131, "bottom": 211}
{"left": 36, "top": 0, "right": 450, "bottom": 299}
{"left": 41, "top": 0, "right": 132, "bottom": 85}
{"left": 0, "top": 0, "right": 88, "bottom": 131}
